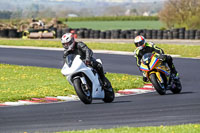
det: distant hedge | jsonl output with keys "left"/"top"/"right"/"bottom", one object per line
{"left": 65, "top": 16, "right": 159, "bottom": 22}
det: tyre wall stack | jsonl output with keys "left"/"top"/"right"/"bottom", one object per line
{"left": 0, "top": 29, "right": 22, "bottom": 38}
{"left": 56, "top": 27, "right": 200, "bottom": 40}
{"left": 1, "top": 28, "right": 200, "bottom": 40}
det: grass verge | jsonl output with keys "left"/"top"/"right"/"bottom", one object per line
{"left": 58, "top": 124, "right": 200, "bottom": 133}
{"left": 0, "top": 64, "right": 143, "bottom": 103}
{"left": 66, "top": 20, "right": 163, "bottom": 30}
{"left": 0, "top": 39, "right": 200, "bottom": 57}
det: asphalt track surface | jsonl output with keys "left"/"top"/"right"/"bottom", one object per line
{"left": 0, "top": 47, "right": 200, "bottom": 133}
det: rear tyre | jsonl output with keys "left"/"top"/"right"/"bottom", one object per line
{"left": 103, "top": 77, "right": 115, "bottom": 103}
{"left": 73, "top": 78, "right": 92, "bottom": 104}
{"left": 150, "top": 73, "right": 166, "bottom": 95}
{"left": 171, "top": 79, "right": 182, "bottom": 94}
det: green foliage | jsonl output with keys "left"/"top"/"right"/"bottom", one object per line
{"left": 187, "top": 15, "right": 200, "bottom": 29}
{"left": 66, "top": 16, "right": 159, "bottom": 22}
{"left": 159, "top": 0, "right": 200, "bottom": 29}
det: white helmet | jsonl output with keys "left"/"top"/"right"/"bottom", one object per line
{"left": 61, "top": 33, "right": 75, "bottom": 51}
{"left": 134, "top": 35, "right": 146, "bottom": 50}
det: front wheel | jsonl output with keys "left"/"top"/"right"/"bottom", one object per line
{"left": 73, "top": 78, "right": 92, "bottom": 104}
{"left": 150, "top": 73, "right": 166, "bottom": 95}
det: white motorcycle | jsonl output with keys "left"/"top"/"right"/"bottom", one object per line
{"left": 61, "top": 54, "right": 115, "bottom": 104}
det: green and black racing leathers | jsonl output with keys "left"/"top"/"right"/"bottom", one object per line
{"left": 134, "top": 42, "right": 178, "bottom": 81}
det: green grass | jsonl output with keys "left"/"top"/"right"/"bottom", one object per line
{"left": 0, "top": 64, "right": 143, "bottom": 103}
{"left": 0, "top": 39, "right": 199, "bottom": 57}
{"left": 66, "top": 21, "right": 164, "bottom": 30}
{"left": 57, "top": 124, "right": 200, "bottom": 133}
{"left": 66, "top": 16, "right": 159, "bottom": 21}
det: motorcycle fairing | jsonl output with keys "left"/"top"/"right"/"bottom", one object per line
{"left": 140, "top": 56, "right": 160, "bottom": 71}
{"left": 149, "top": 56, "right": 159, "bottom": 70}
{"left": 61, "top": 54, "right": 105, "bottom": 99}
{"left": 157, "top": 67, "right": 170, "bottom": 76}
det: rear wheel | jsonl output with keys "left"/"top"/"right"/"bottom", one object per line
{"left": 150, "top": 73, "right": 166, "bottom": 95}
{"left": 103, "top": 77, "right": 115, "bottom": 103}
{"left": 171, "top": 79, "right": 182, "bottom": 94}
{"left": 73, "top": 78, "right": 92, "bottom": 104}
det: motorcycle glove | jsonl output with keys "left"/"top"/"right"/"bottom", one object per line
{"left": 85, "top": 60, "right": 91, "bottom": 66}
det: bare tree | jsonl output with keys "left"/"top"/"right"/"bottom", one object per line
{"left": 159, "top": 0, "right": 200, "bottom": 29}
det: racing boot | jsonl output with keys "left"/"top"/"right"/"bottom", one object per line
{"left": 170, "top": 65, "right": 179, "bottom": 80}
{"left": 166, "top": 56, "right": 179, "bottom": 80}
{"left": 99, "top": 71, "right": 109, "bottom": 88}
{"left": 96, "top": 63, "right": 109, "bottom": 88}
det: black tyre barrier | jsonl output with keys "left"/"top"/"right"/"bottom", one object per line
{"left": 172, "top": 29, "right": 179, "bottom": 39}
{"left": 84, "top": 30, "right": 90, "bottom": 38}
{"left": 8, "top": 29, "right": 18, "bottom": 38}
{"left": 0, "top": 29, "right": 9, "bottom": 37}
{"left": 189, "top": 30, "right": 196, "bottom": 39}
{"left": 111, "top": 29, "right": 121, "bottom": 39}
{"left": 105, "top": 30, "right": 111, "bottom": 39}
{"left": 130, "top": 30, "right": 136, "bottom": 39}
{"left": 168, "top": 30, "right": 173, "bottom": 39}
{"left": 56, "top": 28, "right": 63, "bottom": 38}
{"left": 179, "top": 28, "right": 185, "bottom": 39}
{"left": 94, "top": 30, "right": 100, "bottom": 39}
{"left": 146, "top": 30, "right": 152, "bottom": 39}
{"left": 120, "top": 30, "right": 127, "bottom": 39}
{"left": 184, "top": 30, "right": 190, "bottom": 39}
{"left": 152, "top": 30, "right": 158, "bottom": 39}
{"left": 157, "top": 30, "right": 163, "bottom": 39}
{"left": 2, "top": 27, "right": 198, "bottom": 39}
{"left": 17, "top": 31, "right": 23, "bottom": 38}
{"left": 100, "top": 31, "right": 106, "bottom": 39}
{"left": 163, "top": 30, "right": 168, "bottom": 39}
{"left": 89, "top": 30, "right": 95, "bottom": 38}
{"left": 195, "top": 30, "right": 200, "bottom": 40}
{"left": 126, "top": 30, "right": 132, "bottom": 39}
{"left": 77, "top": 30, "right": 84, "bottom": 38}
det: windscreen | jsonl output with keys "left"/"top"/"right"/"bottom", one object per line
{"left": 65, "top": 54, "right": 76, "bottom": 67}
{"left": 142, "top": 53, "right": 152, "bottom": 65}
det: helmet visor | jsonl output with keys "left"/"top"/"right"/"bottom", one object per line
{"left": 135, "top": 42, "right": 142, "bottom": 47}
{"left": 62, "top": 42, "right": 70, "bottom": 47}
{"left": 62, "top": 39, "right": 73, "bottom": 48}
{"left": 135, "top": 39, "right": 145, "bottom": 47}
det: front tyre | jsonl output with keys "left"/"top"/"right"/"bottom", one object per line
{"left": 150, "top": 73, "right": 166, "bottom": 95}
{"left": 73, "top": 78, "right": 92, "bottom": 104}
